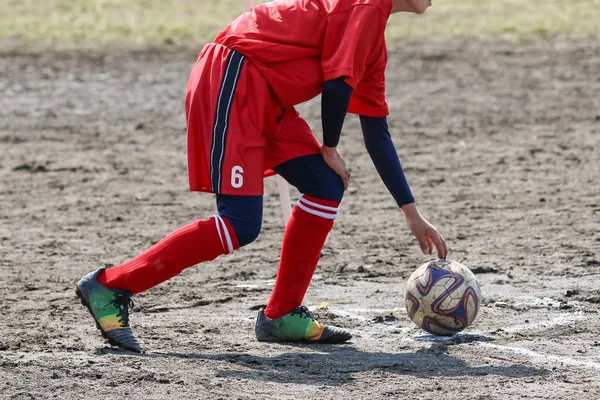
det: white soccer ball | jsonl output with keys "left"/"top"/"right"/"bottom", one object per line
{"left": 405, "top": 259, "right": 481, "bottom": 336}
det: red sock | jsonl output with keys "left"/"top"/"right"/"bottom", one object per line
{"left": 264, "top": 195, "right": 340, "bottom": 319}
{"left": 98, "top": 215, "right": 239, "bottom": 294}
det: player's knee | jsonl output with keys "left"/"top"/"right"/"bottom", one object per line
{"left": 306, "top": 167, "right": 344, "bottom": 202}
{"left": 232, "top": 219, "right": 262, "bottom": 247}
{"left": 219, "top": 214, "right": 261, "bottom": 248}
{"left": 216, "top": 194, "right": 263, "bottom": 248}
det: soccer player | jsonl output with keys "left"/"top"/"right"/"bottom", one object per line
{"left": 76, "top": 0, "right": 447, "bottom": 352}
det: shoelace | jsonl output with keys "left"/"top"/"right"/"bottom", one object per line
{"left": 111, "top": 294, "right": 135, "bottom": 327}
{"left": 291, "top": 306, "right": 319, "bottom": 320}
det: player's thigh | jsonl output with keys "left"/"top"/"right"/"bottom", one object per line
{"left": 273, "top": 154, "right": 344, "bottom": 202}
{"left": 265, "top": 108, "right": 343, "bottom": 201}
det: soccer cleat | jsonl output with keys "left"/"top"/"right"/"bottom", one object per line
{"left": 75, "top": 268, "right": 141, "bottom": 352}
{"left": 255, "top": 306, "right": 352, "bottom": 344}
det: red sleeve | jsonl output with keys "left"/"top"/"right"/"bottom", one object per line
{"left": 347, "top": 41, "right": 389, "bottom": 117}
{"left": 321, "top": 5, "right": 387, "bottom": 89}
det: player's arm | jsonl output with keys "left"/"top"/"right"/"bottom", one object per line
{"left": 320, "top": 5, "right": 388, "bottom": 190}
{"left": 360, "top": 116, "right": 414, "bottom": 206}
{"left": 320, "top": 77, "right": 353, "bottom": 190}
{"left": 361, "top": 115, "right": 448, "bottom": 259}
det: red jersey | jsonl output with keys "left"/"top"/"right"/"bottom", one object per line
{"left": 214, "top": 0, "right": 391, "bottom": 117}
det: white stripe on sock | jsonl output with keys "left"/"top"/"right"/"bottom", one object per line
{"left": 215, "top": 215, "right": 234, "bottom": 254}
{"left": 298, "top": 195, "right": 340, "bottom": 212}
{"left": 296, "top": 201, "right": 338, "bottom": 220}
{"left": 214, "top": 215, "right": 227, "bottom": 253}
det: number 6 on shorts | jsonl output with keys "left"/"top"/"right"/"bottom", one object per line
{"left": 231, "top": 166, "right": 244, "bottom": 189}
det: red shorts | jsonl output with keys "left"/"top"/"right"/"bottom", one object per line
{"left": 185, "top": 43, "right": 321, "bottom": 195}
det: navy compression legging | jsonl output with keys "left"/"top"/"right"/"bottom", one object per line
{"left": 216, "top": 154, "right": 344, "bottom": 247}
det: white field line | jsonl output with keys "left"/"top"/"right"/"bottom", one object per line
{"left": 501, "top": 312, "right": 585, "bottom": 333}
{"left": 477, "top": 342, "right": 600, "bottom": 371}
{"left": 325, "top": 300, "right": 599, "bottom": 371}
{"left": 234, "top": 280, "right": 276, "bottom": 289}
{"left": 320, "top": 295, "right": 587, "bottom": 335}
{"left": 233, "top": 274, "right": 324, "bottom": 289}
{"left": 325, "top": 302, "right": 586, "bottom": 339}
{"left": 511, "top": 296, "right": 561, "bottom": 308}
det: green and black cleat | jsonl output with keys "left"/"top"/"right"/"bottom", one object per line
{"left": 255, "top": 306, "right": 352, "bottom": 344}
{"left": 75, "top": 268, "right": 141, "bottom": 352}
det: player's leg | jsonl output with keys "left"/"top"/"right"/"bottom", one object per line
{"left": 76, "top": 44, "right": 268, "bottom": 352}
{"left": 95, "top": 196, "right": 263, "bottom": 293}
{"left": 215, "top": 194, "right": 263, "bottom": 248}
{"left": 255, "top": 111, "right": 351, "bottom": 343}
{"left": 76, "top": 196, "right": 262, "bottom": 352}
{"left": 265, "top": 154, "right": 344, "bottom": 318}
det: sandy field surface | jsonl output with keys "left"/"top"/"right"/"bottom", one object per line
{"left": 1, "top": 38, "right": 599, "bottom": 399}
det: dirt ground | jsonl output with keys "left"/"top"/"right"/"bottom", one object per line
{"left": 1, "top": 38, "right": 599, "bottom": 400}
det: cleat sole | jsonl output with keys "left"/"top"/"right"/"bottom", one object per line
{"left": 256, "top": 329, "right": 351, "bottom": 344}
{"left": 255, "top": 308, "right": 352, "bottom": 344}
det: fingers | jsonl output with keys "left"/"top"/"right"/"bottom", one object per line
{"left": 321, "top": 147, "right": 351, "bottom": 190}
{"left": 340, "top": 168, "right": 349, "bottom": 190}
{"left": 334, "top": 163, "right": 350, "bottom": 190}
{"left": 419, "top": 231, "right": 448, "bottom": 260}
{"left": 417, "top": 234, "right": 429, "bottom": 255}
{"left": 329, "top": 163, "right": 349, "bottom": 190}
{"left": 426, "top": 236, "right": 434, "bottom": 255}
{"left": 338, "top": 154, "right": 351, "bottom": 190}
{"left": 343, "top": 168, "right": 351, "bottom": 190}
{"left": 433, "top": 234, "right": 448, "bottom": 260}
{"left": 426, "top": 231, "right": 448, "bottom": 260}
{"left": 441, "top": 236, "right": 449, "bottom": 259}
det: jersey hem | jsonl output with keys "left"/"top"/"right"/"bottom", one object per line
{"left": 348, "top": 105, "right": 389, "bottom": 117}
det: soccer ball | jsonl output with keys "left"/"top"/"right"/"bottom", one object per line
{"left": 404, "top": 259, "right": 481, "bottom": 336}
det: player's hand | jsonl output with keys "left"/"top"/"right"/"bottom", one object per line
{"left": 402, "top": 203, "right": 448, "bottom": 259}
{"left": 321, "top": 145, "right": 351, "bottom": 190}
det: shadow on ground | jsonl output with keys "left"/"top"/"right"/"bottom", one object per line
{"left": 97, "top": 342, "right": 550, "bottom": 386}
